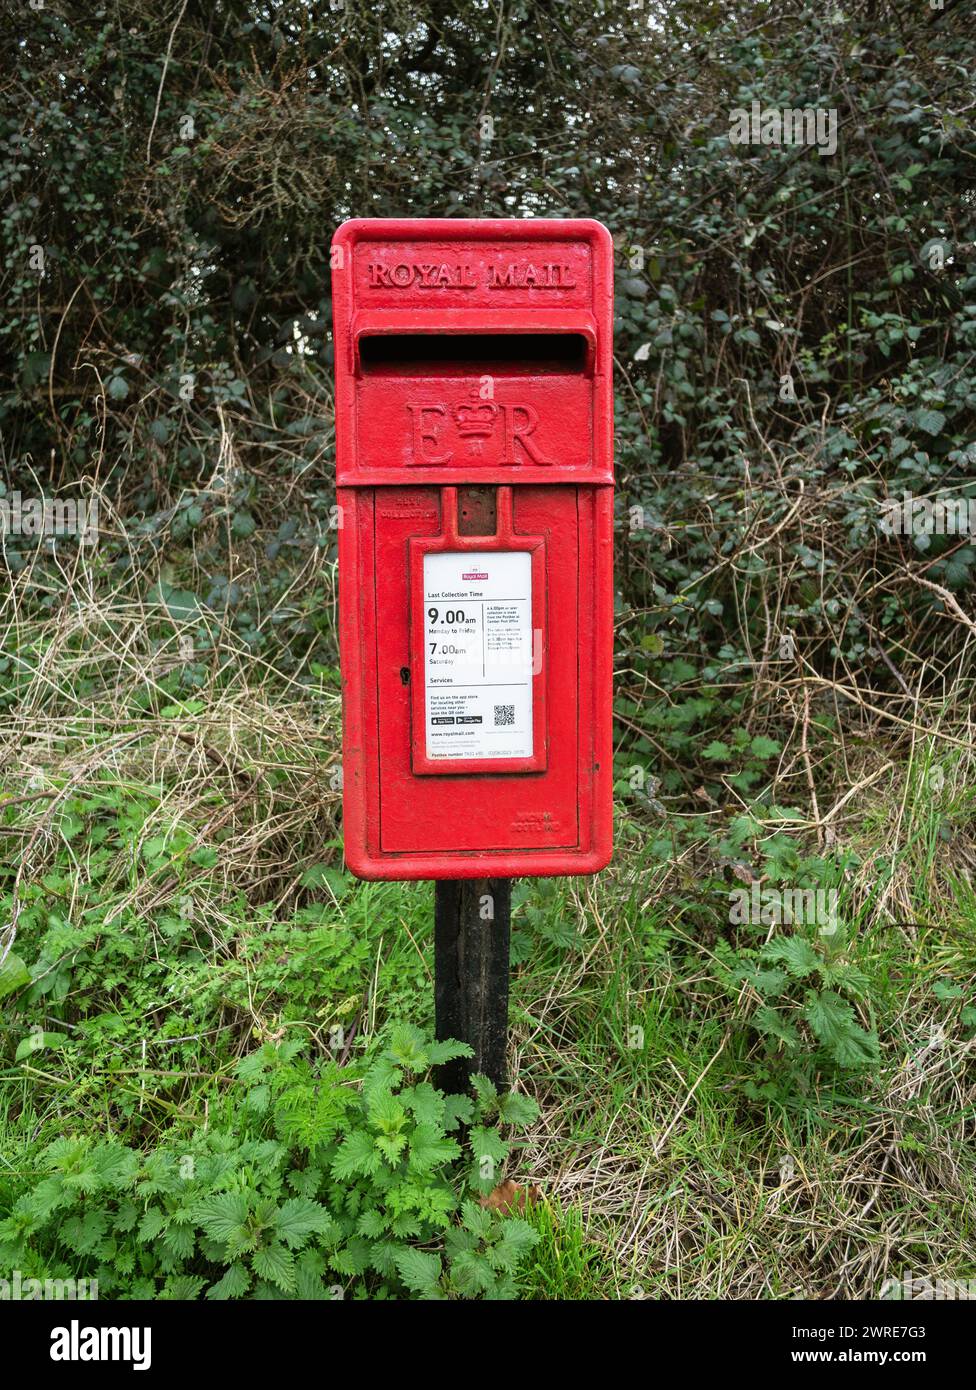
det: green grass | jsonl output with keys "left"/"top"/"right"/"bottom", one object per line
{"left": 1, "top": 541, "right": 975, "bottom": 1299}
{"left": 518, "top": 1198, "right": 618, "bottom": 1299}
{"left": 4, "top": 756, "right": 976, "bottom": 1298}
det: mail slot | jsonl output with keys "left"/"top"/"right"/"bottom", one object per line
{"left": 331, "top": 217, "right": 613, "bottom": 879}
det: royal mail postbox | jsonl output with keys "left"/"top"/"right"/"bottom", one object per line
{"left": 331, "top": 218, "right": 613, "bottom": 879}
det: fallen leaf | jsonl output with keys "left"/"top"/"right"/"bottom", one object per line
{"left": 479, "top": 1179, "right": 542, "bottom": 1215}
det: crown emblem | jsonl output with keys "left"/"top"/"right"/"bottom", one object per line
{"left": 453, "top": 399, "right": 499, "bottom": 437}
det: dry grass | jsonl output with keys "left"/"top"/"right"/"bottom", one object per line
{"left": 0, "top": 485, "right": 342, "bottom": 974}
{"left": 2, "top": 472, "right": 976, "bottom": 1301}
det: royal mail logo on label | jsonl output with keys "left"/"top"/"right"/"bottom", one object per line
{"left": 462, "top": 570, "right": 489, "bottom": 581}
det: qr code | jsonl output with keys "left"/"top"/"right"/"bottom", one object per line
{"left": 493, "top": 704, "right": 515, "bottom": 726}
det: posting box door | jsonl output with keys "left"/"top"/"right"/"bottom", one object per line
{"left": 372, "top": 485, "right": 584, "bottom": 856}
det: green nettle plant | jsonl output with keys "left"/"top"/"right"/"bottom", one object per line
{"left": 706, "top": 825, "right": 881, "bottom": 1099}
{"left": 0, "top": 1027, "right": 540, "bottom": 1300}
{"left": 725, "top": 930, "right": 880, "bottom": 1085}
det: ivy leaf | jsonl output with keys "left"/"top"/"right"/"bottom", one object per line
{"left": 231, "top": 509, "right": 256, "bottom": 539}
{"left": 935, "top": 546, "right": 976, "bottom": 590}
{"left": 148, "top": 581, "right": 200, "bottom": 623}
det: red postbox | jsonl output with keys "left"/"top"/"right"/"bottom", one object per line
{"left": 331, "top": 218, "right": 613, "bottom": 879}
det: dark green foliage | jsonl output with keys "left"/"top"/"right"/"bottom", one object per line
{"left": 2, "top": 0, "right": 976, "bottom": 1302}
{"left": 0, "top": 1026, "right": 539, "bottom": 1300}
{"left": 4, "top": 1, "right": 973, "bottom": 787}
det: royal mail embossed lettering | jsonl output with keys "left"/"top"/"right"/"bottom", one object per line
{"left": 366, "top": 261, "right": 576, "bottom": 290}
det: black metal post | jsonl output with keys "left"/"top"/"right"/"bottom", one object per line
{"left": 434, "top": 877, "right": 511, "bottom": 1093}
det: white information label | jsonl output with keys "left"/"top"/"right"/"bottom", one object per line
{"left": 423, "top": 550, "right": 533, "bottom": 761}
